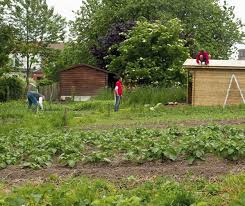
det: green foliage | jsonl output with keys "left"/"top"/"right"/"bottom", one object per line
{"left": 72, "top": 0, "right": 242, "bottom": 75}
{"left": 107, "top": 19, "right": 188, "bottom": 85}
{"left": 92, "top": 88, "right": 115, "bottom": 100}
{"left": 94, "top": 86, "right": 186, "bottom": 105}
{"left": 37, "top": 78, "right": 54, "bottom": 86}
{"left": 0, "top": 175, "right": 244, "bottom": 205}
{"left": 43, "top": 43, "right": 96, "bottom": 81}
{"left": 0, "top": 24, "right": 14, "bottom": 69}
{"left": 0, "top": 126, "right": 244, "bottom": 169}
{"left": 0, "top": 76, "right": 25, "bottom": 101}
{"left": 125, "top": 86, "right": 186, "bottom": 105}
{"left": 3, "top": 0, "right": 66, "bottom": 84}
{"left": 230, "top": 193, "right": 245, "bottom": 206}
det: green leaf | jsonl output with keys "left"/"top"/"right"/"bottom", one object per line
{"left": 67, "top": 160, "right": 76, "bottom": 168}
{"left": 187, "top": 156, "right": 195, "bottom": 165}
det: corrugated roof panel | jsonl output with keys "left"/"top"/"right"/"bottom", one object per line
{"left": 183, "top": 59, "right": 245, "bottom": 69}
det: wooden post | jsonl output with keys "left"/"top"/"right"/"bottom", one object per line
{"left": 6, "top": 86, "right": 10, "bottom": 101}
{"left": 64, "top": 108, "right": 68, "bottom": 127}
{"left": 107, "top": 103, "right": 111, "bottom": 117}
{"left": 186, "top": 71, "right": 189, "bottom": 104}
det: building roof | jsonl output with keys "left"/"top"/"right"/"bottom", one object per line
{"left": 60, "top": 64, "right": 111, "bottom": 74}
{"left": 48, "top": 43, "right": 65, "bottom": 50}
{"left": 183, "top": 59, "right": 245, "bottom": 70}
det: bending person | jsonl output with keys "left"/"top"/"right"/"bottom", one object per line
{"left": 27, "top": 91, "right": 44, "bottom": 111}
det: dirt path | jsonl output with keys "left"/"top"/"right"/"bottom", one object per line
{"left": 81, "top": 118, "right": 245, "bottom": 130}
{"left": 1, "top": 156, "right": 244, "bottom": 186}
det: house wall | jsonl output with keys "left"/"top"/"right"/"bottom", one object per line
{"left": 192, "top": 69, "right": 245, "bottom": 106}
{"left": 60, "top": 66, "right": 108, "bottom": 96}
{"left": 238, "top": 49, "right": 245, "bottom": 60}
{"left": 9, "top": 54, "right": 41, "bottom": 71}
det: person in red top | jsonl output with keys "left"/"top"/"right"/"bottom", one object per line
{"left": 114, "top": 77, "right": 123, "bottom": 112}
{"left": 196, "top": 49, "right": 210, "bottom": 65}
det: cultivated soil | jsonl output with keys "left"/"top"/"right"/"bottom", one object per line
{"left": 0, "top": 156, "right": 244, "bottom": 186}
{"left": 81, "top": 118, "right": 245, "bottom": 130}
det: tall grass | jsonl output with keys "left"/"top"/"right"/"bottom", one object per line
{"left": 124, "top": 86, "right": 186, "bottom": 105}
{"left": 94, "top": 86, "right": 186, "bottom": 105}
{"left": 93, "top": 88, "right": 114, "bottom": 100}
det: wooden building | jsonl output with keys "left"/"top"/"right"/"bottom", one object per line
{"left": 183, "top": 59, "right": 245, "bottom": 106}
{"left": 59, "top": 64, "right": 114, "bottom": 101}
{"left": 238, "top": 49, "right": 245, "bottom": 60}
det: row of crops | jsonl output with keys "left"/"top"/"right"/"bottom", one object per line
{"left": 0, "top": 125, "right": 244, "bottom": 169}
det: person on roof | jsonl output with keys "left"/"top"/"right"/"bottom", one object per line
{"left": 196, "top": 49, "right": 210, "bottom": 65}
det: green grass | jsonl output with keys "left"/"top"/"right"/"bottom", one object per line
{"left": 93, "top": 86, "right": 186, "bottom": 105}
{"left": 0, "top": 174, "right": 244, "bottom": 205}
{"left": 1, "top": 101, "right": 245, "bottom": 131}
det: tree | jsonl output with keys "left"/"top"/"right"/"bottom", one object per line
{"left": 73, "top": 0, "right": 243, "bottom": 64}
{"left": 159, "top": 0, "right": 243, "bottom": 58}
{"left": 0, "top": 24, "right": 14, "bottom": 69}
{"left": 42, "top": 43, "right": 86, "bottom": 81}
{"left": 4, "top": 0, "right": 66, "bottom": 86}
{"left": 90, "top": 21, "right": 135, "bottom": 69}
{"left": 0, "top": 0, "right": 14, "bottom": 70}
{"left": 71, "top": 0, "right": 242, "bottom": 86}
{"left": 107, "top": 19, "right": 188, "bottom": 86}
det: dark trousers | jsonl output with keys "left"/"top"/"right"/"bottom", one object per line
{"left": 114, "top": 95, "right": 121, "bottom": 112}
{"left": 27, "top": 92, "right": 38, "bottom": 108}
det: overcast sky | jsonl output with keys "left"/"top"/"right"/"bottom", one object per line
{"left": 46, "top": 0, "right": 245, "bottom": 23}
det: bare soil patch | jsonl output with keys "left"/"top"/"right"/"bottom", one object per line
{"left": 81, "top": 118, "right": 245, "bottom": 130}
{"left": 1, "top": 156, "right": 244, "bottom": 186}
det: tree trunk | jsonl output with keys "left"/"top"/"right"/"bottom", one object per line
{"left": 25, "top": 53, "right": 30, "bottom": 93}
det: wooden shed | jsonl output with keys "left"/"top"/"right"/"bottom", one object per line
{"left": 183, "top": 59, "right": 245, "bottom": 106}
{"left": 59, "top": 64, "right": 114, "bottom": 101}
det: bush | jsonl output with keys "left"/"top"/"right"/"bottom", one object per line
{"left": 37, "top": 78, "right": 54, "bottom": 86}
{"left": 0, "top": 77, "right": 25, "bottom": 101}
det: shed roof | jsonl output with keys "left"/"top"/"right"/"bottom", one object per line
{"left": 183, "top": 59, "right": 245, "bottom": 70}
{"left": 60, "top": 64, "right": 111, "bottom": 74}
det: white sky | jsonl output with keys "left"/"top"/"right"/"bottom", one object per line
{"left": 46, "top": 0, "right": 81, "bottom": 20}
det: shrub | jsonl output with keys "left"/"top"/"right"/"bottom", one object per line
{"left": 0, "top": 76, "right": 25, "bottom": 101}
{"left": 37, "top": 78, "right": 54, "bottom": 86}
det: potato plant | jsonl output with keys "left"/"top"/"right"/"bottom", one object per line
{"left": 0, "top": 126, "right": 244, "bottom": 169}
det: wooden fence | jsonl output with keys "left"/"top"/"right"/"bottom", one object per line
{"left": 39, "top": 83, "right": 60, "bottom": 101}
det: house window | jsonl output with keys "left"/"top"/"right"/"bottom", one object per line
{"left": 240, "top": 50, "right": 245, "bottom": 57}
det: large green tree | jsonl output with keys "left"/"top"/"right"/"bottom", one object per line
{"left": 160, "top": 0, "right": 243, "bottom": 58}
{"left": 4, "top": 0, "right": 66, "bottom": 86}
{"left": 71, "top": 0, "right": 243, "bottom": 86}
{"left": 107, "top": 19, "right": 188, "bottom": 85}
{"left": 73, "top": 0, "right": 243, "bottom": 62}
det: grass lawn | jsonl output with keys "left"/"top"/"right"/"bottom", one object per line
{"left": 1, "top": 100, "right": 245, "bottom": 131}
